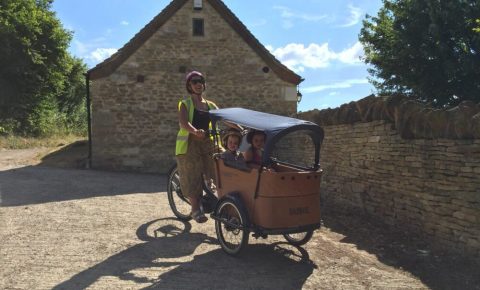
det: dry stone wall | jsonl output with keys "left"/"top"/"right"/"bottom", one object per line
{"left": 90, "top": 0, "right": 297, "bottom": 173}
{"left": 300, "top": 95, "right": 480, "bottom": 259}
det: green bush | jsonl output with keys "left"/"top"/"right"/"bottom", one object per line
{"left": 0, "top": 119, "right": 21, "bottom": 135}
{"left": 63, "top": 99, "right": 87, "bottom": 135}
{"left": 1, "top": 0, "right": 87, "bottom": 138}
{"left": 26, "top": 97, "right": 60, "bottom": 136}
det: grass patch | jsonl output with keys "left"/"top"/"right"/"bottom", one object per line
{"left": 0, "top": 134, "right": 87, "bottom": 149}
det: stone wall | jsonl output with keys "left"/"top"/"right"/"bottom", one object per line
{"left": 300, "top": 95, "right": 480, "bottom": 258}
{"left": 90, "top": 0, "right": 298, "bottom": 173}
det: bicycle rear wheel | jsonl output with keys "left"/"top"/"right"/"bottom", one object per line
{"left": 167, "top": 164, "right": 218, "bottom": 220}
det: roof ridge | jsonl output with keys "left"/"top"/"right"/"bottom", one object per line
{"left": 88, "top": 0, "right": 188, "bottom": 79}
{"left": 207, "top": 0, "right": 302, "bottom": 84}
{"left": 88, "top": 0, "right": 302, "bottom": 84}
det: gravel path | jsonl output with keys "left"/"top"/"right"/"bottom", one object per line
{"left": 1, "top": 148, "right": 478, "bottom": 289}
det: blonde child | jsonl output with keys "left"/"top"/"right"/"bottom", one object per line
{"left": 220, "top": 129, "right": 248, "bottom": 170}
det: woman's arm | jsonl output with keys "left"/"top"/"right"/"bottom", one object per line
{"left": 178, "top": 103, "right": 205, "bottom": 138}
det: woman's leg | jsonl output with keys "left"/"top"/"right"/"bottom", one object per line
{"left": 200, "top": 139, "right": 216, "bottom": 184}
{"left": 176, "top": 139, "right": 204, "bottom": 218}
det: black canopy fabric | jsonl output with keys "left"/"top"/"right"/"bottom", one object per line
{"left": 209, "top": 108, "right": 324, "bottom": 168}
{"left": 210, "top": 108, "right": 315, "bottom": 132}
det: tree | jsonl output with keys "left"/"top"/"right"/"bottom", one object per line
{"left": 58, "top": 56, "right": 88, "bottom": 134}
{"left": 359, "top": 0, "right": 480, "bottom": 107}
{"left": 0, "top": 0, "right": 87, "bottom": 135}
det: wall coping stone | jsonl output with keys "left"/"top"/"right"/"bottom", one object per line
{"left": 300, "top": 95, "right": 480, "bottom": 139}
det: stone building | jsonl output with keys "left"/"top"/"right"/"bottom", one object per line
{"left": 86, "top": 0, "right": 302, "bottom": 173}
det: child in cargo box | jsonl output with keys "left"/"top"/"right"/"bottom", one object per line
{"left": 220, "top": 129, "right": 249, "bottom": 171}
{"left": 244, "top": 129, "right": 266, "bottom": 169}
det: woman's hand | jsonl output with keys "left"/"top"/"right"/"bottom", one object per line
{"left": 193, "top": 129, "right": 206, "bottom": 138}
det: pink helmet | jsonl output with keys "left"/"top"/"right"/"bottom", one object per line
{"left": 185, "top": 70, "right": 205, "bottom": 93}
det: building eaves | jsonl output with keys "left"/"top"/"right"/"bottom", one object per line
{"left": 88, "top": 0, "right": 302, "bottom": 85}
{"left": 88, "top": 0, "right": 188, "bottom": 80}
{"left": 207, "top": 0, "right": 302, "bottom": 85}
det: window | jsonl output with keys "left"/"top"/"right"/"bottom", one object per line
{"left": 193, "top": 0, "right": 202, "bottom": 10}
{"left": 193, "top": 18, "right": 204, "bottom": 36}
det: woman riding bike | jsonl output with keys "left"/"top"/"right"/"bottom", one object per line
{"left": 175, "top": 71, "right": 218, "bottom": 223}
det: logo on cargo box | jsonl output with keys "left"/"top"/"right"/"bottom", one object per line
{"left": 289, "top": 207, "right": 309, "bottom": 215}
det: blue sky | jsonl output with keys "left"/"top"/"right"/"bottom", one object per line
{"left": 52, "top": 0, "right": 383, "bottom": 112}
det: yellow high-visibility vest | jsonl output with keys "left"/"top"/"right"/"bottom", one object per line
{"left": 175, "top": 96, "right": 218, "bottom": 155}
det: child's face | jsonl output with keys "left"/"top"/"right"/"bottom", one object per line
{"left": 251, "top": 134, "right": 265, "bottom": 150}
{"left": 227, "top": 135, "right": 240, "bottom": 152}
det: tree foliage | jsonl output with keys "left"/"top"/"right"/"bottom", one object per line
{"left": 359, "top": 0, "right": 480, "bottom": 107}
{"left": 0, "top": 0, "right": 87, "bottom": 136}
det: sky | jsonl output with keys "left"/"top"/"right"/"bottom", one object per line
{"left": 52, "top": 0, "right": 384, "bottom": 112}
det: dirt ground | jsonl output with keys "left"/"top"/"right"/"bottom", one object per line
{"left": 1, "top": 143, "right": 479, "bottom": 290}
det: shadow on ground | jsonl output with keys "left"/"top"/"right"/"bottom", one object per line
{"left": 322, "top": 207, "right": 480, "bottom": 290}
{"left": 53, "top": 218, "right": 316, "bottom": 290}
{"left": 0, "top": 165, "right": 165, "bottom": 206}
{"left": 40, "top": 140, "right": 89, "bottom": 169}
{"left": 3, "top": 142, "right": 479, "bottom": 289}
{"left": 0, "top": 152, "right": 166, "bottom": 206}
{"left": 0, "top": 141, "right": 165, "bottom": 206}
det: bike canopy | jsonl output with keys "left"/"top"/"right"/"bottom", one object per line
{"left": 209, "top": 108, "right": 324, "bottom": 170}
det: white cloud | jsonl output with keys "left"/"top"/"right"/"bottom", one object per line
{"left": 336, "top": 42, "right": 364, "bottom": 64}
{"left": 70, "top": 38, "right": 118, "bottom": 67}
{"left": 282, "top": 20, "right": 294, "bottom": 29}
{"left": 273, "top": 6, "right": 328, "bottom": 29}
{"left": 73, "top": 37, "right": 108, "bottom": 52}
{"left": 87, "top": 48, "right": 118, "bottom": 63}
{"left": 270, "top": 43, "right": 334, "bottom": 72}
{"left": 339, "top": 5, "right": 363, "bottom": 27}
{"left": 248, "top": 18, "right": 267, "bottom": 28}
{"left": 296, "top": 66, "right": 305, "bottom": 73}
{"left": 72, "top": 40, "right": 89, "bottom": 56}
{"left": 268, "top": 42, "right": 364, "bottom": 72}
{"left": 303, "top": 78, "right": 369, "bottom": 94}
{"left": 274, "top": 6, "right": 327, "bottom": 22}
{"left": 121, "top": 20, "right": 129, "bottom": 26}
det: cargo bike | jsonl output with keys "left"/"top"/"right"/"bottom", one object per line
{"left": 167, "top": 108, "right": 324, "bottom": 255}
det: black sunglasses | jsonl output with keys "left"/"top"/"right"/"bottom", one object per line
{"left": 190, "top": 78, "right": 205, "bottom": 85}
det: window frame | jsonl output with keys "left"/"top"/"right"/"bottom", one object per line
{"left": 192, "top": 18, "right": 204, "bottom": 36}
